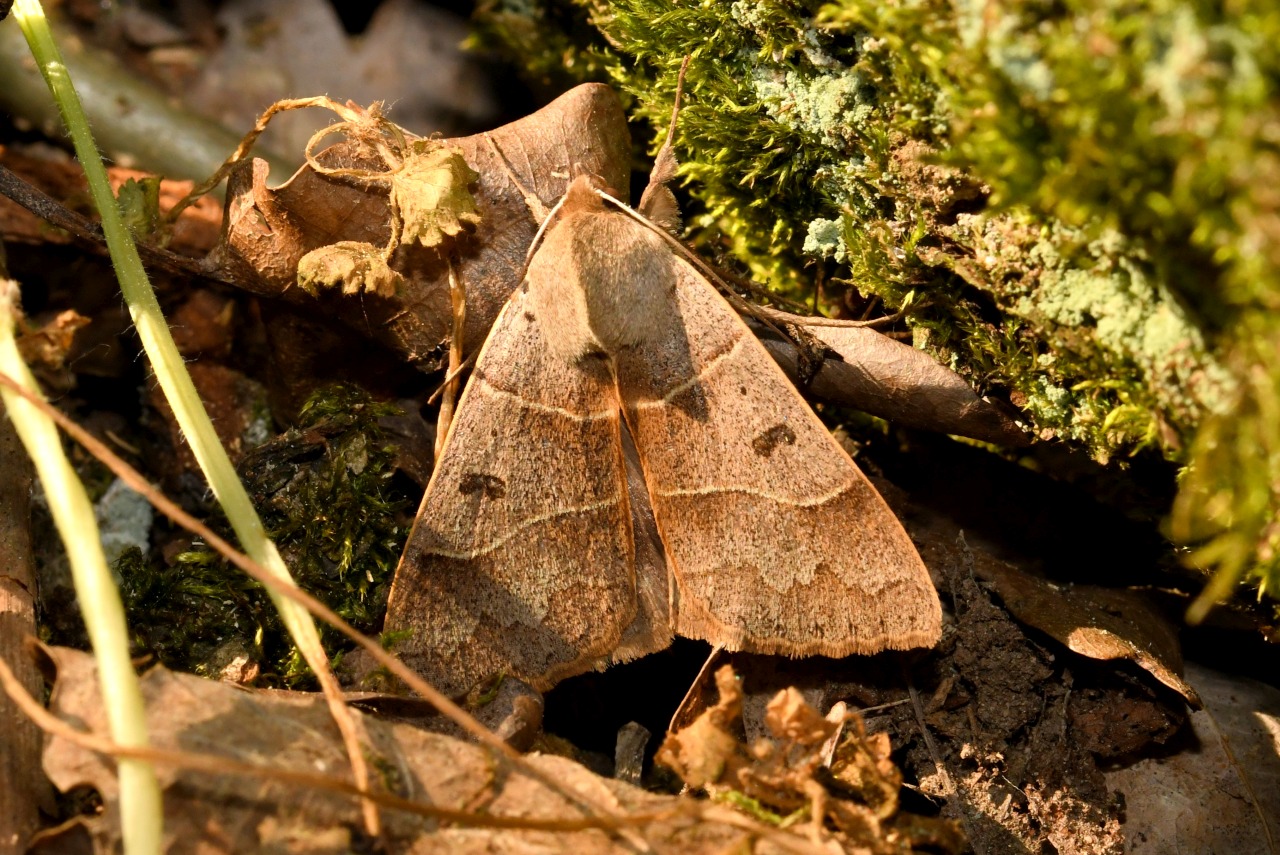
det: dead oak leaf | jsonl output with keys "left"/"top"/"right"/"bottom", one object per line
{"left": 213, "top": 84, "right": 631, "bottom": 369}
{"left": 656, "top": 666, "right": 751, "bottom": 791}
{"left": 31, "top": 645, "right": 816, "bottom": 854}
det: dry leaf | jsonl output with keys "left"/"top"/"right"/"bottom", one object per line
{"left": 1107, "top": 662, "right": 1280, "bottom": 853}
{"left": 214, "top": 83, "right": 631, "bottom": 369}
{"left": 657, "top": 666, "right": 750, "bottom": 792}
{"left": 823, "top": 710, "right": 900, "bottom": 822}
{"left": 764, "top": 688, "right": 838, "bottom": 748}
{"left": 15, "top": 309, "right": 90, "bottom": 394}
{"left": 972, "top": 557, "right": 1201, "bottom": 706}
{"left": 656, "top": 666, "right": 952, "bottom": 851}
{"left": 167, "top": 289, "right": 237, "bottom": 360}
{"left": 34, "top": 646, "right": 821, "bottom": 854}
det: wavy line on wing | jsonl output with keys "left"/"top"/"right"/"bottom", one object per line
{"left": 652, "top": 479, "right": 855, "bottom": 508}
{"left": 475, "top": 378, "right": 618, "bottom": 422}
{"left": 424, "top": 499, "right": 622, "bottom": 560}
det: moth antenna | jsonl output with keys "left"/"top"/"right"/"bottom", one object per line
{"left": 523, "top": 190, "right": 575, "bottom": 264}
{"left": 651, "top": 55, "right": 691, "bottom": 183}
{"left": 598, "top": 188, "right": 789, "bottom": 341}
{"left": 615, "top": 186, "right": 902, "bottom": 335}
{"left": 638, "top": 56, "right": 691, "bottom": 230}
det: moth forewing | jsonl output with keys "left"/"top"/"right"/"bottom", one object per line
{"left": 383, "top": 282, "right": 639, "bottom": 697}
{"left": 591, "top": 194, "right": 943, "bottom": 657}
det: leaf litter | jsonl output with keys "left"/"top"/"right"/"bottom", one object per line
{"left": 0, "top": 24, "right": 1273, "bottom": 851}
{"left": 26, "top": 644, "right": 898, "bottom": 854}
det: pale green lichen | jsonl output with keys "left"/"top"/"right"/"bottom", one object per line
{"left": 1014, "top": 236, "right": 1220, "bottom": 422}
{"left": 803, "top": 217, "right": 848, "bottom": 261}
{"left": 1022, "top": 377, "right": 1071, "bottom": 426}
{"left": 751, "top": 67, "right": 876, "bottom": 152}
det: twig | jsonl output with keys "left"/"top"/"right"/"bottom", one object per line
{"left": 0, "top": 165, "right": 231, "bottom": 286}
{"left": 7, "top": 3, "right": 380, "bottom": 836}
{"left": 0, "top": 369, "right": 642, "bottom": 840}
{"left": 0, "top": 278, "right": 162, "bottom": 855}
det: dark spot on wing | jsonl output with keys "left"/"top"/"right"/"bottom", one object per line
{"left": 752, "top": 423, "right": 796, "bottom": 457}
{"left": 524, "top": 311, "right": 536, "bottom": 322}
{"left": 739, "top": 385, "right": 747, "bottom": 395}
{"left": 459, "top": 472, "right": 506, "bottom": 499}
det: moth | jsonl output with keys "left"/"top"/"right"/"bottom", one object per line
{"left": 383, "top": 89, "right": 942, "bottom": 698}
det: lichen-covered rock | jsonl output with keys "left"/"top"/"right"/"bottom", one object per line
{"left": 472, "top": 0, "right": 1279, "bottom": 609}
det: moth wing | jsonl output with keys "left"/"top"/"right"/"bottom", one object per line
{"left": 615, "top": 233, "right": 942, "bottom": 656}
{"left": 384, "top": 286, "right": 636, "bottom": 696}
{"left": 607, "top": 425, "right": 675, "bottom": 665}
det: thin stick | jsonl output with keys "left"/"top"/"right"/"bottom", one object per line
{"left": 0, "top": 280, "right": 162, "bottom": 855}
{"left": 435, "top": 257, "right": 466, "bottom": 460}
{"left": 426, "top": 350, "right": 479, "bottom": 406}
{"left": 8, "top": 2, "right": 381, "bottom": 835}
{"left": 0, "top": 165, "right": 229, "bottom": 286}
{"left": 0, "top": 369, "right": 636, "bottom": 836}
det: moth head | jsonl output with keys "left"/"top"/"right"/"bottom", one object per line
{"left": 562, "top": 173, "right": 610, "bottom": 215}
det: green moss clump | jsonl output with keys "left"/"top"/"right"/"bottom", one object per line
{"left": 473, "top": 0, "right": 1280, "bottom": 605}
{"left": 117, "top": 384, "right": 411, "bottom": 685}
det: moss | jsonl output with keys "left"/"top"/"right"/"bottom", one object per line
{"left": 117, "top": 384, "right": 411, "bottom": 685}
{"left": 473, "top": 0, "right": 1280, "bottom": 604}
{"left": 1171, "top": 321, "right": 1280, "bottom": 617}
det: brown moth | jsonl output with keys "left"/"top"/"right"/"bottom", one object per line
{"left": 383, "top": 111, "right": 941, "bottom": 699}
